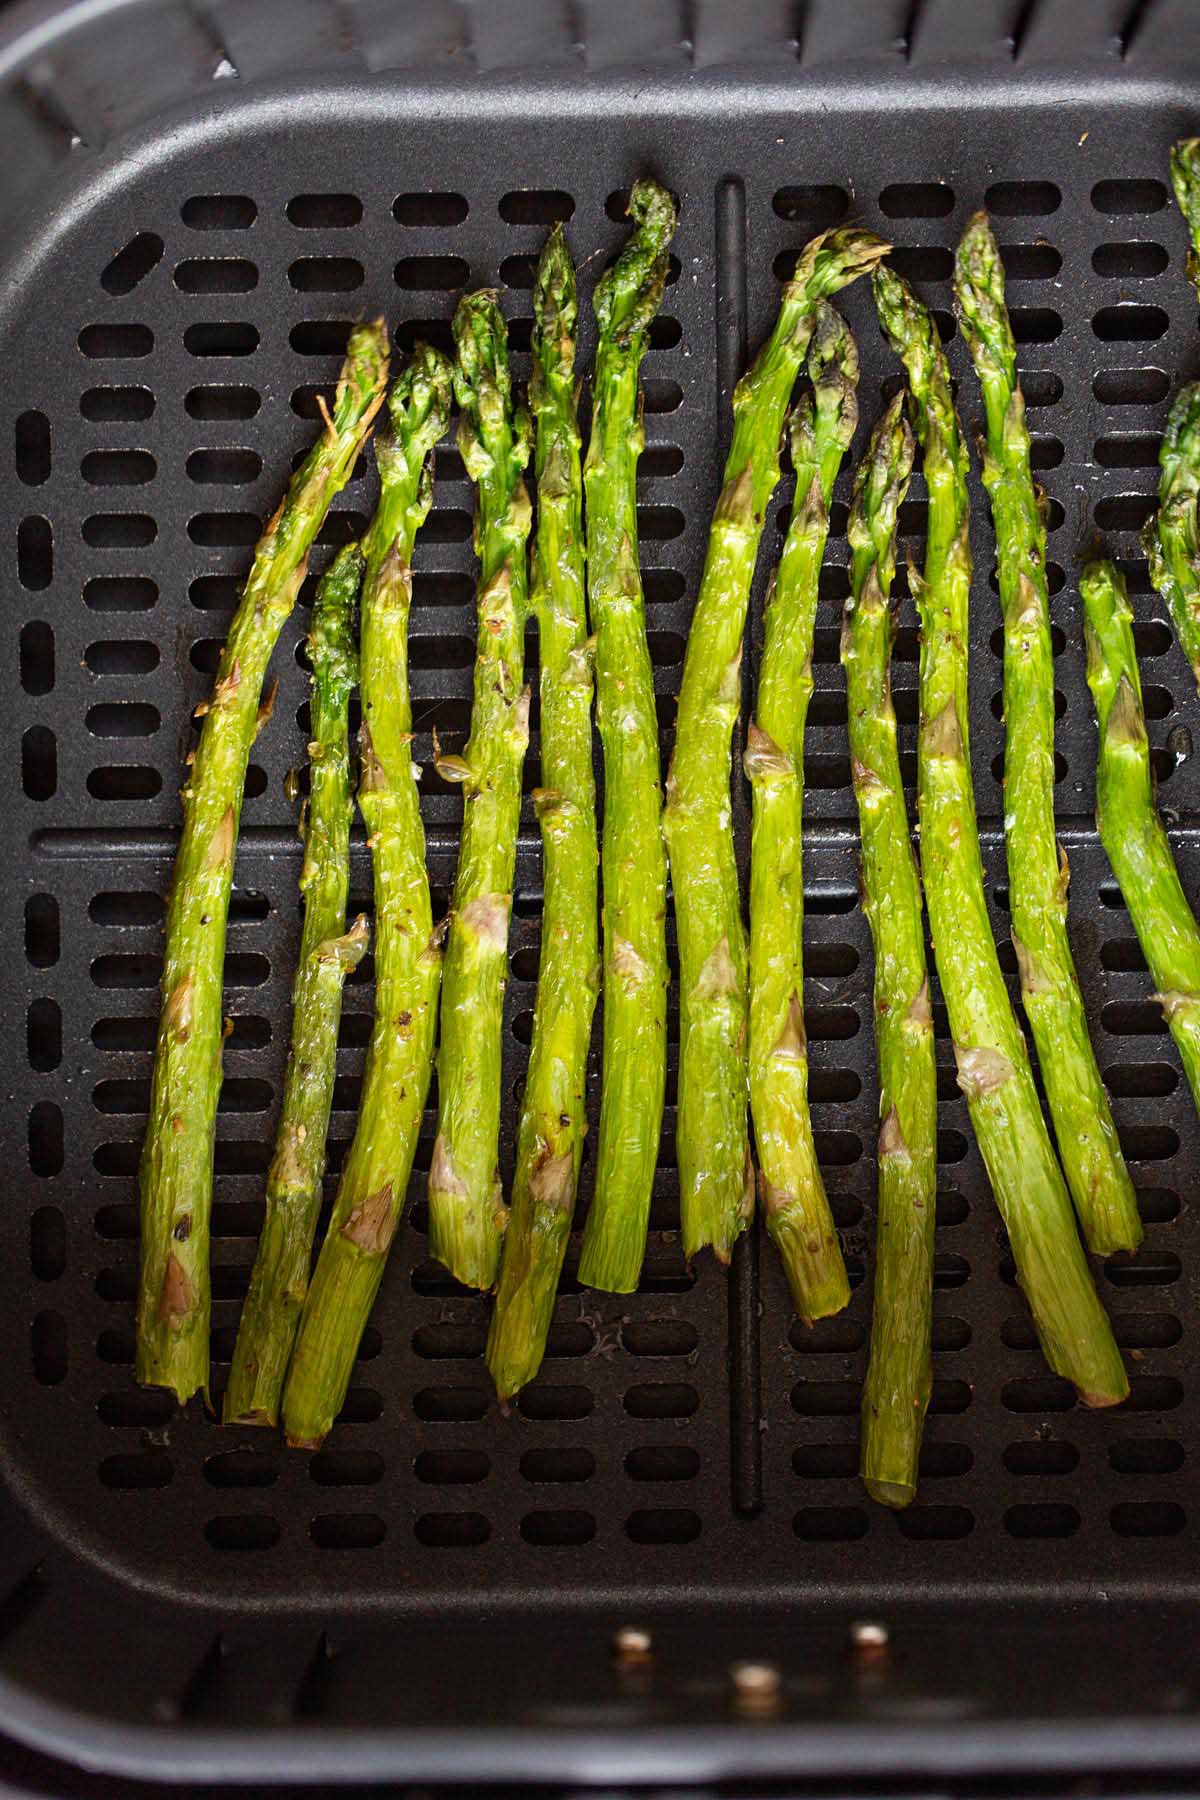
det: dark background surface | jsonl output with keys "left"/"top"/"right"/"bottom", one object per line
{"left": 3, "top": 0, "right": 1200, "bottom": 1792}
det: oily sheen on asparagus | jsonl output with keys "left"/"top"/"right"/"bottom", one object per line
{"left": 874, "top": 266, "right": 1127, "bottom": 1408}
{"left": 136, "top": 319, "right": 388, "bottom": 1405}
{"left": 487, "top": 227, "right": 598, "bottom": 1401}
{"left": 224, "top": 545, "right": 368, "bottom": 1425}
{"left": 843, "top": 393, "right": 938, "bottom": 1509}
{"left": 427, "top": 293, "right": 533, "bottom": 1292}
{"left": 282, "top": 347, "right": 451, "bottom": 1448}
{"left": 577, "top": 177, "right": 677, "bottom": 1295}
{"left": 955, "top": 212, "right": 1141, "bottom": 1256}
{"left": 663, "top": 227, "right": 889, "bottom": 1266}
{"left": 746, "top": 301, "right": 854, "bottom": 1323}
{"left": 1083, "top": 559, "right": 1200, "bottom": 1117}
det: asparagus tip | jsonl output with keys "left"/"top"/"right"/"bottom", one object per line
{"left": 595, "top": 177, "right": 678, "bottom": 340}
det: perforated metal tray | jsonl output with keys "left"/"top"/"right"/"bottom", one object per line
{"left": 4, "top": 0, "right": 1200, "bottom": 1789}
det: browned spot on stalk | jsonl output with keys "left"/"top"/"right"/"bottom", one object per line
{"left": 759, "top": 1169, "right": 789, "bottom": 1218}
{"left": 480, "top": 563, "right": 513, "bottom": 632}
{"left": 461, "top": 893, "right": 511, "bottom": 952}
{"left": 1108, "top": 675, "right": 1146, "bottom": 749}
{"left": 359, "top": 723, "right": 383, "bottom": 793}
{"left": 1154, "top": 988, "right": 1200, "bottom": 1022}
{"left": 254, "top": 677, "right": 279, "bottom": 741}
{"left": 797, "top": 474, "right": 827, "bottom": 535}
{"left": 1014, "top": 571, "right": 1043, "bottom": 634}
{"left": 861, "top": 563, "right": 887, "bottom": 615}
{"left": 695, "top": 935, "right": 738, "bottom": 1001}
{"left": 717, "top": 646, "right": 743, "bottom": 709}
{"left": 716, "top": 465, "right": 754, "bottom": 531}
{"left": 852, "top": 755, "right": 887, "bottom": 798}
{"left": 530, "top": 1150, "right": 575, "bottom": 1213}
{"left": 341, "top": 1183, "right": 396, "bottom": 1255}
{"left": 906, "top": 976, "right": 932, "bottom": 1028}
{"left": 378, "top": 545, "right": 413, "bottom": 606}
{"left": 1012, "top": 933, "right": 1051, "bottom": 996}
{"left": 158, "top": 1253, "right": 194, "bottom": 1326}
{"left": 165, "top": 971, "right": 195, "bottom": 1042}
{"left": 924, "top": 698, "right": 963, "bottom": 758}
{"left": 744, "top": 723, "right": 790, "bottom": 782}
{"left": 430, "top": 1133, "right": 469, "bottom": 1200}
{"left": 953, "top": 1042, "right": 1015, "bottom": 1102}
{"left": 269, "top": 1125, "right": 306, "bottom": 1192}
{"left": 213, "top": 658, "right": 242, "bottom": 709}
{"left": 208, "top": 806, "right": 235, "bottom": 869}
{"left": 611, "top": 935, "right": 650, "bottom": 989}
{"left": 878, "top": 1104, "right": 908, "bottom": 1158}
{"left": 773, "top": 992, "right": 807, "bottom": 1060}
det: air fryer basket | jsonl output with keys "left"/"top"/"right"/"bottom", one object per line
{"left": 3, "top": 0, "right": 1200, "bottom": 1788}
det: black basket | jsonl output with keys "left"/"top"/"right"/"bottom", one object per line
{"left": 3, "top": 0, "right": 1200, "bottom": 1789}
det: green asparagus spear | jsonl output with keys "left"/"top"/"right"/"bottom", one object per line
{"left": 1142, "top": 145, "right": 1200, "bottom": 692}
{"left": 843, "top": 393, "right": 937, "bottom": 1508}
{"left": 224, "top": 546, "right": 368, "bottom": 1425}
{"left": 874, "top": 267, "right": 1127, "bottom": 1407}
{"left": 137, "top": 320, "right": 388, "bottom": 1405}
{"left": 1143, "top": 383, "right": 1200, "bottom": 696}
{"left": 1170, "top": 137, "right": 1200, "bottom": 296}
{"left": 956, "top": 212, "right": 1141, "bottom": 1257}
{"left": 487, "top": 229, "right": 598, "bottom": 1400}
{"left": 427, "top": 293, "right": 533, "bottom": 1292}
{"left": 663, "top": 228, "right": 889, "bottom": 1264}
{"left": 1083, "top": 558, "right": 1200, "bottom": 1114}
{"left": 281, "top": 347, "right": 452, "bottom": 1447}
{"left": 746, "top": 302, "right": 855, "bottom": 1322}
{"left": 577, "top": 178, "right": 677, "bottom": 1294}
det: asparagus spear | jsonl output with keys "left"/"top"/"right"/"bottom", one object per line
{"left": 487, "top": 229, "right": 598, "bottom": 1400}
{"left": 956, "top": 212, "right": 1141, "bottom": 1257}
{"left": 1143, "top": 383, "right": 1200, "bottom": 696}
{"left": 843, "top": 394, "right": 936, "bottom": 1508}
{"left": 427, "top": 293, "right": 533, "bottom": 1291}
{"left": 224, "top": 545, "right": 368, "bottom": 1424}
{"left": 1170, "top": 137, "right": 1200, "bottom": 296}
{"left": 577, "top": 178, "right": 677, "bottom": 1294}
{"left": 663, "top": 227, "right": 889, "bottom": 1264}
{"left": 874, "top": 267, "right": 1127, "bottom": 1407}
{"left": 745, "top": 302, "right": 855, "bottom": 1322}
{"left": 1143, "top": 144, "right": 1200, "bottom": 692}
{"left": 136, "top": 320, "right": 388, "bottom": 1405}
{"left": 281, "top": 346, "right": 452, "bottom": 1448}
{"left": 1083, "top": 558, "right": 1200, "bottom": 1113}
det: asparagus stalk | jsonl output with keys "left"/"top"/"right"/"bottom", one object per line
{"left": 1143, "top": 383, "right": 1200, "bottom": 696}
{"left": 1083, "top": 558, "right": 1200, "bottom": 1114}
{"left": 577, "top": 178, "right": 677, "bottom": 1294}
{"left": 663, "top": 227, "right": 889, "bottom": 1264}
{"left": 136, "top": 320, "right": 388, "bottom": 1404}
{"left": 843, "top": 394, "right": 937, "bottom": 1508}
{"left": 427, "top": 293, "right": 533, "bottom": 1291}
{"left": 874, "top": 267, "right": 1127, "bottom": 1407}
{"left": 955, "top": 212, "right": 1141, "bottom": 1257}
{"left": 281, "top": 346, "right": 452, "bottom": 1447}
{"left": 487, "top": 228, "right": 598, "bottom": 1400}
{"left": 224, "top": 545, "right": 369, "bottom": 1424}
{"left": 1142, "top": 144, "right": 1200, "bottom": 692}
{"left": 746, "top": 302, "right": 855, "bottom": 1322}
{"left": 1170, "top": 137, "right": 1200, "bottom": 297}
